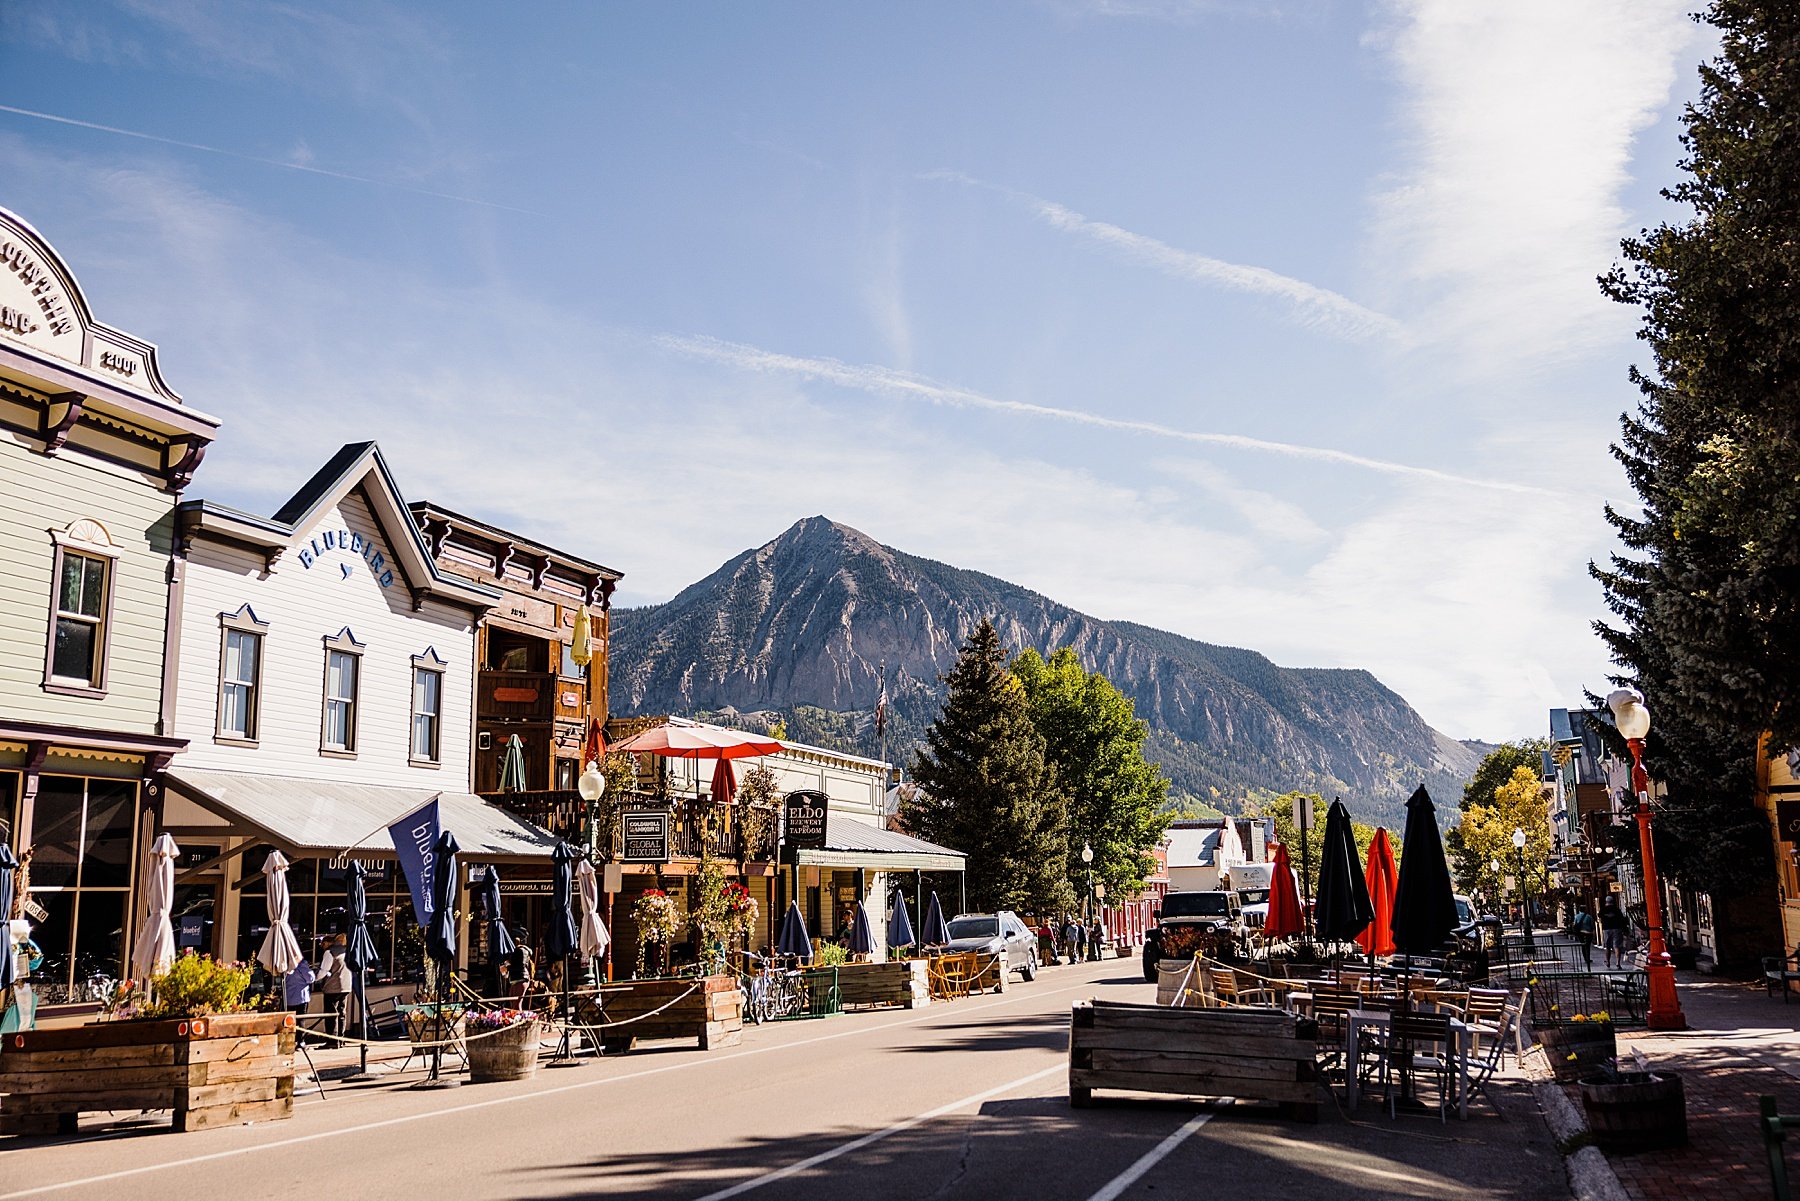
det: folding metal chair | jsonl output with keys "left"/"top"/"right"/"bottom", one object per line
{"left": 1462, "top": 1006, "right": 1518, "bottom": 1113}
{"left": 1378, "top": 1011, "right": 1455, "bottom": 1122}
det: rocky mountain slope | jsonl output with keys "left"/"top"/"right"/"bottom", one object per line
{"left": 609, "top": 517, "right": 1487, "bottom": 828}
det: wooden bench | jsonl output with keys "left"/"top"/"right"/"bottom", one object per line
{"left": 1069, "top": 1000, "right": 1320, "bottom": 1121}
{"left": 1765, "top": 957, "right": 1800, "bottom": 1003}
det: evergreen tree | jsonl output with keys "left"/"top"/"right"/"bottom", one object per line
{"left": 904, "top": 620, "right": 1074, "bottom": 915}
{"left": 1012, "top": 647, "right": 1170, "bottom": 901}
{"left": 1593, "top": 1, "right": 1798, "bottom": 896}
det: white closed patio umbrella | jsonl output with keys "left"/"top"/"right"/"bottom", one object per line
{"left": 130, "top": 833, "right": 180, "bottom": 980}
{"left": 576, "top": 858, "right": 609, "bottom": 963}
{"left": 257, "top": 851, "right": 305, "bottom": 992}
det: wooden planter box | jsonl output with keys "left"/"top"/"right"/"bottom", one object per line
{"left": 598, "top": 975, "right": 741, "bottom": 1054}
{"left": 836, "top": 960, "right": 930, "bottom": 1010}
{"left": 0, "top": 1012, "right": 295, "bottom": 1135}
{"left": 1539, "top": 1021, "right": 1617, "bottom": 1084}
{"left": 1069, "top": 1000, "right": 1319, "bottom": 1122}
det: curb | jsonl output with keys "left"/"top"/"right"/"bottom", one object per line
{"left": 1531, "top": 1070, "right": 1630, "bottom": 1201}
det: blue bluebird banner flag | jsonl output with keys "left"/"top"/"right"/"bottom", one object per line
{"left": 388, "top": 796, "right": 441, "bottom": 925}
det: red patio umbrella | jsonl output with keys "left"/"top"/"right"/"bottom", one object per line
{"left": 1355, "top": 827, "right": 1398, "bottom": 958}
{"left": 613, "top": 723, "right": 783, "bottom": 759}
{"left": 711, "top": 758, "right": 737, "bottom": 807}
{"left": 1264, "top": 843, "right": 1304, "bottom": 940}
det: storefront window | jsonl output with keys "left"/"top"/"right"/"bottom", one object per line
{"left": 0, "top": 771, "right": 20, "bottom": 849}
{"left": 23, "top": 774, "right": 140, "bottom": 1002}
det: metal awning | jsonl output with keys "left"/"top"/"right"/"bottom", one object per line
{"left": 790, "top": 820, "right": 965, "bottom": 872}
{"left": 165, "top": 768, "right": 558, "bottom": 862}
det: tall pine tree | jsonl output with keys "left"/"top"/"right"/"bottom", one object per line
{"left": 904, "top": 620, "right": 1074, "bottom": 915}
{"left": 1593, "top": 1, "right": 1799, "bottom": 897}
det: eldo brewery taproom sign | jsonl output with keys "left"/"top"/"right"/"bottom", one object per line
{"left": 621, "top": 810, "right": 671, "bottom": 863}
{"left": 784, "top": 790, "right": 829, "bottom": 852}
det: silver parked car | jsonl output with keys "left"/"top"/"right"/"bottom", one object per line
{"left": 943, "top": 911, "right": 1039, "bottom": 981}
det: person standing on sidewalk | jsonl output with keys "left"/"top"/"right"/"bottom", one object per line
{"left": 1089, "top": 916, "right": 1105, "bottom": 962}
{"left": 1061, "top": 916, "right": 1080, "bottom": 965}
{"left": 1599, "top": 899, "right": 1628, "bottom": 969}
{"left": 316, "top": 933, "right": 353, "bottom": 1036}
{"left": 1571, "top": 907, "right": 1595, "bottom": 968}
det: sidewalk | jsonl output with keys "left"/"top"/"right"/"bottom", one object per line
{"left": 1556, "top": 972, "right": 1800, "bottom": 1201}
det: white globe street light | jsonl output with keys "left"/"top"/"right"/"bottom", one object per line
{"left": 1605, "top": 686, "right": 1686, "bottom": 1029}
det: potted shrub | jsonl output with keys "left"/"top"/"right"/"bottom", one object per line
{"left": 1538, "top": 1011, "right": 1617, "bottom": 1084}
{"left": 0, "top": 951, "right": 294, "bottom": 1135}
{"left": 464, "top": 1008, "right": 544, "bottom": 1083}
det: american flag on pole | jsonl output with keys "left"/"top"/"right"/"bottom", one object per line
{"left": 875, "top": 670, "right": 889, "bottom": 739}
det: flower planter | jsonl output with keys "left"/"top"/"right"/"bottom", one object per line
{"left": 597, "top": 975, "right": 741, "bottom": 1054}
{"left": 0, "top": 1012, "right": 295, "bottom": 1135}
{"left": 1539, "top": 1021, "right": 1617, "bottom": 1084}
{"left": 835, "top": 961, "right": 930, "bottom": 1010}
{"left": 1579, "top": 1070, "right": 1686, "bottom": 1151}
{"left": 465, "top": 1021, "right": 544, "bottom": 1083}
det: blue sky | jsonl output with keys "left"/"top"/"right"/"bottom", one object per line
{"left": 0, "top": 1, "right": 1710, "bottom": 740}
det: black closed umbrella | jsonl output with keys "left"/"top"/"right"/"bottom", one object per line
{"left": 421, "top": 831, "right": 460, "bottom": 1087}
{"left": 846, "top": 900, "right": 877, "bottom": 956}
{"left": 0, "top": 846, "right": 17, "bottom": 992}
{"left": 544, "top": 843, "right": 583, "bottom": 1064}
{"left": 1391, "top": 786, "right": 1459, "bottom": 959}
{"left": 886, "top": 894, "right": 915, "bottom": 953}
{"left": 479, "top": 865, "right": 516, "bottom": 963}
{"left": 343, "top": 862, "right": 381, "bottom": 1078}
{"left": 921, "top": 892, "right": 950, "bottom": 945}
{"left": 1313, "top": 799, "right": 1374, "bottom": 947}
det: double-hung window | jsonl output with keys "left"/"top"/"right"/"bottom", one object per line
{"left": 51, "top": 552, "right": 108, "bottom": 686}
{"left": 321, "top": 629, "right": 362, "bottom": 754}
{"left": 217, "top": 605, "right": 267, "bottom": 743}
{"left": 411, "top": 663, "right": 442, "bottom": 763}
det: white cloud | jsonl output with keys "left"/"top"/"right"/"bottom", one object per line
{"left": 926, "top": 171, "right": 1402, "bottom": 343}
{"left": 1369, "top": 0, "right": 1699, "bottom": 370}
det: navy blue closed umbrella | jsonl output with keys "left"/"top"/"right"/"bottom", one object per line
{"left": 1391, "top": 786, "right": 1459, "bottom": 958}
{"left": 1313, "top": 799, "right": 1374, "bottom": 945}
{"left": 886, "top": 895, "right": 915, "bottom": 951}
{"left": 777, "top": 900, "right": 813, "bottom": 963}
{"left": 425, "top": 831, "right": 460, "bottom": 965}
{"left": 478, "top": 865, "right": 516, "bottom": 961}
{"left": 343, "top": 862, "right": 381, "bottom": 1073}
{"left": 0, "top": 846, "right": 17, "bottom": 991}
{"left": 544, "top": 842, "right": 579, "bottom": 964}
{"left": 921, "top": 892, "right": 950, "bottom": 945}
{"left": 846, "top": 900, "right": 877, "bottom": 956}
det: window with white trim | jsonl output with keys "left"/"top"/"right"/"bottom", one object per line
{"left": 321, "top": 629, "right": 362, "bottom": 753}
{"left": 411, "top": 665, "right": 442, "bottom": 762}
{"left": 51, "top": 551, "right": 108, "bottom": 685}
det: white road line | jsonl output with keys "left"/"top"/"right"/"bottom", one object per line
{"left": 691, "top": 1063, "right": 1065, "bottom": 1201}
{"left": 0, "top": 971, "right": 1108, "bottom": 1198}
{"left": 1083, "top": 1106, "right": 1220, "bottom": 1201}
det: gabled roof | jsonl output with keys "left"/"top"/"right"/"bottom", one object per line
{"left": 178, "top": 442, "right": 499, "bottom": 613}
{"left": 1166, "top": 825, "right": 1222, "bottom": 869}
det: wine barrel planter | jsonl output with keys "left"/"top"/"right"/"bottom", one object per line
{"left": 0, "top": 1012, "right": 295, "bottom": 1135}
{"left": 1539, "top": 1021, "right": 1617, "bottom": 1084}
{"left": 1157, "top": 960, "right": 1203, "bottom": 1007}
{"left": 465, "top": 1021, "right": 543, "bottom": 1083}
{"left": 1579, "top": 1071, "right": 1686, "bottom": 1152}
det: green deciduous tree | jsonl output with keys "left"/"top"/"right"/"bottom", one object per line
{"left": 1591, "top": 0, "right": 1796, "bottom": 896}
{"left": 1451, "top": 766, "right": 1552, "bottom": 914}
{"left": 1447, "top": 741, "right": 1548, "bottom": 892}
{"left": 1012, "top": 647, "right": 1170, "bottom": 902}
{"left": 904, "top": 620, "right": 1074, "bottom": 915}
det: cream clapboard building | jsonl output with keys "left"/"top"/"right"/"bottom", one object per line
{"left": 159, "top": 443, "right": 559, "bottom": 973}
{"left": 0, "top": 207, "right": 218, "bottom": 1006}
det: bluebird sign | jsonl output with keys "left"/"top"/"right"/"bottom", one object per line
{"left": 387, "top": 796, "right": 442, "bottom": 924}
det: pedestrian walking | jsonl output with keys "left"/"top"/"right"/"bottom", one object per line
{"left": 1061, "top": 916, "right": 1080, "bottom": 965}
{"left": 1089, "top": 916, "right": 1105, "bottom": 962}
{"left": 1571, "top": 907, "right": 1595, "bottom": 968}
{"left": 283, "top": 953, "right": 315, "bottom": 1015}
{"left": 1599, "top": 898, "right": 1628, "bottom": 968}
{"left": 1074, "top": 921, "right": 1087, "bottom": 962}
{"left": 316, "top": 933, "right": 352, "bottom": 1035}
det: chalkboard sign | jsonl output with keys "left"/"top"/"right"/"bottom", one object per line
{"left": 784, "top": 790, "right": 829, "bottom": 851}
{"left": 1778, "top": 800, "right": 1800, "bottom": 844}
{"left": 622, "top": 810, "right": 671, "bottom": 863}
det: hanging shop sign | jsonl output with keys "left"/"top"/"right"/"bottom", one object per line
{"left": 1777, "top": 800, "right": 1800, "bottom": 843}
{"left": 784, "top": 790, "right": 829, "bottom": 852}
{"left": 621, "top": 810, "right": 671, "bottom": 863}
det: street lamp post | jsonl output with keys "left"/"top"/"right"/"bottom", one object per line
{"left": 1606, "top": 687, "right": 1687, "bottom": 1031}
{"left": 1512, "top": 827, "right": 1532, "bottom": 950}
{"left": 577, "top": 759, "right": 607, "bottom": 982}
{"left": 1081, "top": 841, "right": 1095, "bottom": 926}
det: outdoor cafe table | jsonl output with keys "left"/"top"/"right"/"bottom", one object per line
{"left": 1341, "top": 1008, "right": 1475, "bottom": 1120}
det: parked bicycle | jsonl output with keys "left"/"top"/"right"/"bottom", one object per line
{"left": 742, "top": 953, "right": 807, "bottom": 1024}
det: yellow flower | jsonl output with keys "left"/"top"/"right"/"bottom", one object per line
{"left": 1571, "top": 1013, "right": 1588, "bottom": 1022}
{"left": 1566, "top": 1053, "right": 1578, "bottom": 1061}
{"left": 1593, "top": 1011, "right": 1610, "bottom": 1022}
{"left": 1550, "top": 1004, "right": 1560, "bottom": 1012}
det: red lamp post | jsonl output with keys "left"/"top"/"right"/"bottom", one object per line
{"left": 1606, "top": 688, "right": 1687, "bottom": 1031}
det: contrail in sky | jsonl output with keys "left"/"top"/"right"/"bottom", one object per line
{"left": 923, "top": 170, "right": 1402, "bottom": 343}
{"left": 0, "top": 103, "right": 538, "bottom": 215}
{"left": 656, "top": 333, "right": 1561, "bottom": 497}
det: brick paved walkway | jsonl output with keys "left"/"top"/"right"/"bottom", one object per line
{"left": 1557, "top": 975, "right": 1800, "bottom": 1201}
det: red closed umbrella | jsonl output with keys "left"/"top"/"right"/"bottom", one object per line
{"left": 1264, "top": 843, "right": 1304, "bottom": 940}
{"left": 1356, "top": 827, "right": 1398, "bottom": 958}
{"left": 711, "top": 758, "right": 737, "bottom": 807}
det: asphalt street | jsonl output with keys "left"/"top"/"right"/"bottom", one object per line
{"left": 0, "top": 958, "right": 1569, "bottom": 1201}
